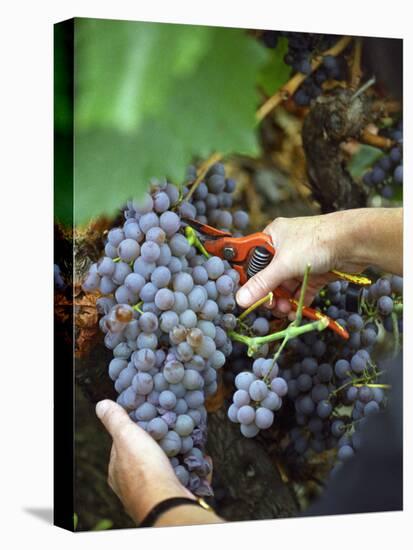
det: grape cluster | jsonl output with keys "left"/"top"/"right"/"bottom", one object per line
{"left": 362, "top": 120, "right": 403, "bottom": 199}
{"left": 260, "top": 31, "right": 346, "bottom": 106}
{"left": 82, "top": 164, "right": 247, "bottom": 496}
{"left": 362, "top": 275, "right": 403, "bottom": 334}
{"left": 280, "top": 275, "right": 402, "bottom": 461}
{"left": 226, "top": 274, "right": 402, "bottom": 475}
{"left": 183, "top": 164, "right": 249, "bottom": 234}
{"left": 227, "top": 358, "right": 288, "bottom": 437}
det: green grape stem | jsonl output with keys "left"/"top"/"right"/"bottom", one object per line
{"left": 229, "top": 317, "right": 327, "bottom": 357}
{"left": 184, "top": 226, "right": 210, "bottom": 258}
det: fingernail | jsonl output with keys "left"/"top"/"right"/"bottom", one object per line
{"left": 96, "top": 400, "right": 110, "bottom": 419}
{"left": 236, "top": 287, "right": 251, "bottom": 307}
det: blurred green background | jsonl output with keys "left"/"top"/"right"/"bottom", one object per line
{"left": 54, "top": 18, "right": 292, "bottom": 226}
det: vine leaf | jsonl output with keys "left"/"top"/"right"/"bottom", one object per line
{"left": 348, "top": 144, "right": 383, "bottom": 179}
{"left": 55, "top": 19, "right": 270, "bottom": 226}
{"left": 257, "top": 37, "right": 290, "bottom": 96}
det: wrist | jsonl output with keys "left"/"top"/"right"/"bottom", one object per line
{"left": 324, "top": 209, "right": 370, "bottom": 271}
{"left": 127, "top": 479, "right": 194, "bottom": 524}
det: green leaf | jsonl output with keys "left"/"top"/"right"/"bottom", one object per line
{"left": 70, "top": 20, "right": 269, "bottom": 225}
{"left": 257, "top": 37, "right": 290, "bottom": 96}
{"left": 348, "top": 144, "right": 384, "bottom": 178}
{"left": 75, "top": 19, "right": 211, "bottom": 132}
{"left": 73, "top": 512, "right": 78, "bottom": 530}
{"left": 92, "top": 518, "right": 113, "bottom": 531}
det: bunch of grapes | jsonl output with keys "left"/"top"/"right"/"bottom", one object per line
{"left": 260, "top": 31, "right": 347, "bottom": 106}
{"left": 186, "top": 165, "right": 250, "bottom": 234}
{"left": 227, "top": 358, "right": 288, "bottom": 437}
{"left": 82, "top": 163, "right": 250, "bottom": 496}
{"left": 226, "top": 274, "right": 402, "bottom": 474}
{"left": 362, "top": 120, "right": 403, "bottom": 199}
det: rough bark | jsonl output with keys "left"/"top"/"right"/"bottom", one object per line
{"left": 302, "top": 88, "right": 371, "bottom": 213}
{"left": 206, "top": 407, "right": 298, "bottom": 521}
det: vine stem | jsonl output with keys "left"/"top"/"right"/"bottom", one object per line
{"left": 229, "top": 318, "right": 327, "bottom": 357}
{"left": 184, "top": 152, "right": 223, "bottom": 202}
{"left": 184, "top": 226, "right": 210, "bottom": 258}
{"left": 360, "top": 128, "right": 393, "bottom": 150}
{"left": 391, "top": 311, "right": 400, "bottom": 359}
{"left": 331, "top": 370, "right": 385, "bottom": 396}
{"left": 256, "top": 36, "right": 352, "bottom": 121}
{"left": 353, "top": 383, "right": 391, "bottom": 389}
{"left": 350, "top": 37, "right": 363, "bottom": 89}
{"left": 238, "top": 292, "right": 273, "bottom": 321}
{"left": 290, "top": 263, "right": 310, "bottom": 327}
{"left": 132, "top": 301, "right": 143, "bottom": 314}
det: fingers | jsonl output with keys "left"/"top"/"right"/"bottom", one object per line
{"left": 236, "top": 258, "right": 290, "bottom": 309}
{"left": 96, "top": 399, "right": 134, "bottom": 441}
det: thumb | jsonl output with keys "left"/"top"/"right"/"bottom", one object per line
{"left": 236, "top": 257, "right": 290, "bottom": 309}
{"left": 96, "top": 399, "right": 133, "bottom": 440}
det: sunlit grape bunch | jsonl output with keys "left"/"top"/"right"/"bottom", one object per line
{"left": 227, "top": 358, "right": 287, "bottom": 437}
{"left": 82, "top": 163, "right": 251, "bottom": 496}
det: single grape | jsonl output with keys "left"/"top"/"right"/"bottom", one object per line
{"left": 182, "top": 369, "right": 204, "bottom": 390}
{"left": 317, "top": 400, "right": 332, "bottom": 419}
{"left": 159, "top": 390, "right": 177, "bottom": 410}
{"left": 147, "top": 417, "right": 169, "bottom": 440}
{"left": 261, "top": 391, "right": 282, "bottom": 411}
{"left": 163, "top": 361, "right": 185, "bottom": 384}
{"left": 270, "top": 377, "right": 288, "bottom": 397}
{"left": 175, "top": 414, "right": 195, "bottom": 437}
{"left": 235, "top": 371, "right": 256, "bottom": 391}
{"left": 160, "top": 211, "right": 181, "bottom": 236}
{"left": 173, "top": 272, "right": 194, "bottom": 294}
{"left": 160, "top": 310, "right": 179, "bottom": 333}
{"left": 135, "top": 402, "right": 157, "bottom": 421}
{"left": 335, "top": 359, "right": 350, "bottom": 378}
{"left": 132, "top": 348, "right": 156, "bottom": 372}
{"left": 132, "top": 372, "right": 154, "bottom": 395}
{"left": 108, "top": 358, "right": 127, "bottom": 381}
{"left": 205, "top": 256, "right": 225, "bottom": 279}
{"left": 180, "top": 309, "right": 198, "bottom": 329}
{"left": 240, "top": 423, "right": 260, "bottom": 438}
{"left": 233, "top": 389, "right": 250, "bottom": 408}
{"left": 185, "top": 390, "right": 205, "bottom": 408}
{"left": 255, "top": 407, "right": 274, "bottom": 430}
{"left": 108, "top": 227, "right": 125, "bottom": 246}
{"left": 378, "top": 295, "right": 394, "bottom": 315}
{"left": 337, "top": 445, "right": 355, "bottom": 461}
{"left": 233, "top": 210, "right": 249, "bottom": 229}
{"left": 227, "top": 403, "right": 239, "bottom": 423}
{"left": 188, "top": 286, "right": 208, "bottom": 312}
{"left": 237, "top": 405, "right": 255, "bottom": 424}
{"left": 159, "top": 430, "right": 181, "bottom": 457}
{"left": 364, "top": 400, "right": 380, "bottom": 416}
{"left": 155, "top": 288, "right": 175, "bottom": 310}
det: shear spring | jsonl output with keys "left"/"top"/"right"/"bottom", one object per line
{"left": 247, "top": 246, "right": 272, "bottom": 278}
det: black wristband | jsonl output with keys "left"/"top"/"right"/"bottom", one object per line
{"left": 139, "top": 497, "right": 203, "bottom": 528}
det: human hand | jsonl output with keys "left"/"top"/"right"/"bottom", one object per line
{"left": 236, "top": 214, "right": 367, "bottom": 315}
{"left": 96, "top": 399, "right": 194, "bottom": 524}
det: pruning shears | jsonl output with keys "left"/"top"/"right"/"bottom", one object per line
{"left": 184, "top": 217, "right": 371, "bottom": 340}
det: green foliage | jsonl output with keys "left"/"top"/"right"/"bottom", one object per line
{"left": 257, "top": 37, "right": 290, "bottom": 96}
{"left": 92, "top": 518, "right": 114, "bottom": 530}
{"left": 73, "top": 512, "right": 78, "bottom": 530}
{"left": 54, "top": 18, "right": 270, "bottom": 225}
{"left": 348, "top": 144, "right": 383, "bottom": 178}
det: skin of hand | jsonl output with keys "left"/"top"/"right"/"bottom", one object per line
{"left": 236, "top": 208, "right": 402, "bottom": 314}
{"left": 236, "top": 213, "right": 366, "bottom": 315}
{"left": 95, "top": 399, "right": 195, "bottom": 524}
